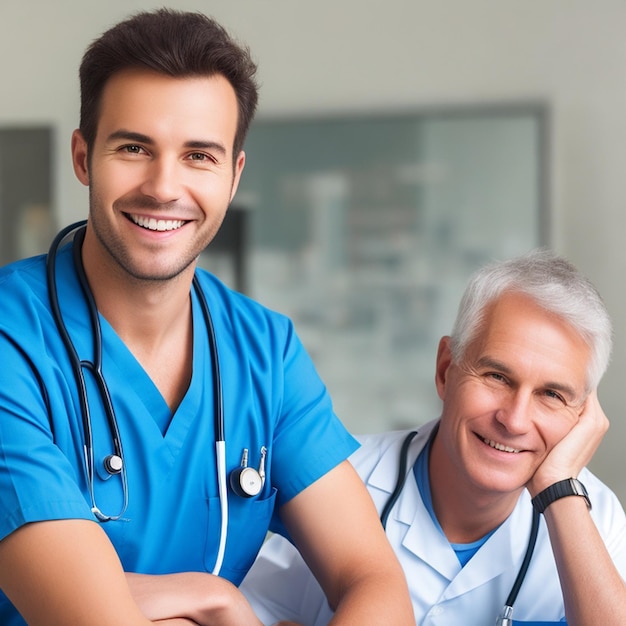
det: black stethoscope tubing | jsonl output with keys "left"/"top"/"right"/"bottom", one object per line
{"left": 45, "top": 220, "right": 229, "bottom": 574}
{"left": 379, "top": 430, "right": 418, "bottom": 529}
{"left": 381, "top": 429, "right": 540, "bottom": 625}
{"left": 47, "top": 222, "right": 128, "bottom": 522}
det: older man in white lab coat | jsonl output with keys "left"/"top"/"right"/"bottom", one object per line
{"left": 241, "top": 250, "right": 626, "bottom": 626}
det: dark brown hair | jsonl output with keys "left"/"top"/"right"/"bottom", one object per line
{"left": 79, "top": 9, "right": 259, "bottom": 159}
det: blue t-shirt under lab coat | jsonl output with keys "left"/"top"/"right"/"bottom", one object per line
{"left": 0, "top": 240, "right": 358, "bottom": 625}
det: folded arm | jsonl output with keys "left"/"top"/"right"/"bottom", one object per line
{"left": 0, "top": 519, "right": 154, "bottom": 625}
{"left": 0, "top": 519, "right": 265, "bottom": 626}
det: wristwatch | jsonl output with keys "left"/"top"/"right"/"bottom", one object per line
{"left": 531, "top": 478, "right": 592, "bottom": 514}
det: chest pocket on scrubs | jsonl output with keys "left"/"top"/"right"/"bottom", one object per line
{"left": 205, "top": 487, "right": 278, "bottom": 585}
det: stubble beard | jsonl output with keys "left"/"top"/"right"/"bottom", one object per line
{"left": 88, "top": 188, "right": 219, "bottom": 284}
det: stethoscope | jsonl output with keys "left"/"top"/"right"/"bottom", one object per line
{"left": 380, "top": 429, "right": 541, "bottom": 626}
{"left": 45, "top": 220, "right": 266, "bottom": 576}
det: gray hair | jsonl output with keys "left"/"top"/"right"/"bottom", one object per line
{"left": 449, "top": 249, "right": 613, "bottom": 391}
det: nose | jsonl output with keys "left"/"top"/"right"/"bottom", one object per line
{"left": 139, "top": 157, "right": 182, "bottom": 204}
{"left": 495, "top": 391, "right": 533, "bottom": 435}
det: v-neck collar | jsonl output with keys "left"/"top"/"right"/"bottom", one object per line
{"left": 97, "top": 287, "right": 209, "bottom": 448}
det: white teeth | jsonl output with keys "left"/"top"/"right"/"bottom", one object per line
{"left": 131, "top": 215, "right": 186, "bottom": 232}
{"left": 483, "top": 438, "right": 521, "bottom": 454}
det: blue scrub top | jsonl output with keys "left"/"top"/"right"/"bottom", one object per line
{"left": 0, "top": 240, "right": 358, "bottom": 624}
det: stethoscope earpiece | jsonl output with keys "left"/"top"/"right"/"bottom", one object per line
{"left": 229, "top": 447, "right": 266, "bottom": 498}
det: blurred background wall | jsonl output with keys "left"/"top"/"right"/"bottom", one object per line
{"left": 1, "top": 0, "right": 626, "bottom": 502}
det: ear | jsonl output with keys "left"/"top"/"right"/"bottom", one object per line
{"left": 435, "top": 336, "right": 454, "bottom": 401}
{"left": 229, "top": 150, "right": 246, "bottom": 202}
{"left": 71, "top": 129, "right": 90, "bottom": 186}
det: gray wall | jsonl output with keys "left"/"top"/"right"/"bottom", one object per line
{"left": 2, "top": 0, "right": 626, "bottom": 502}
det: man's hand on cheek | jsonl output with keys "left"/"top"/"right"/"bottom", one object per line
{"left": 527, "top": 389, "right": 609, "bottom": 497}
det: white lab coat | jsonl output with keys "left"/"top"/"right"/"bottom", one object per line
{"left": 241, "top": 419, "right": 626, "bottom": 625}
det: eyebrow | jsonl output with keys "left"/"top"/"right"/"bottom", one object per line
{"left": 476, "top": 356, "right": 580, "bottom": 402}
{"left": 106, "top": 130, "right": 228, "bottom": 157}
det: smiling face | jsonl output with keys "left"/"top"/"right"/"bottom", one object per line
{"left": 71, "top": 68, "right": 245, "bottom": 283}
{"left": 433, "top": 291, "right": 591, "bottom": 500}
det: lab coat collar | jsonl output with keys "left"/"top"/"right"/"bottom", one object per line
{"left": 363, "top": 420, "right": 537, "bottom": 598}
{"left": 365, "top": 419, "right": 438, "bottom": 496}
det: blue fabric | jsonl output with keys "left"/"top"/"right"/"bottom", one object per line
{"left": 513, "top": 619, "right": 567, "bottom": 626}
{"left": 0, "top": 243, "right": 359, "bottom": 625}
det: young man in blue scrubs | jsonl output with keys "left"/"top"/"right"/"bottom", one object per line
{"left": 0, "top": 10, "right": 414, "bottom": 626}
{"left": 241, "top": 250, "right": 626, "bottom": 625}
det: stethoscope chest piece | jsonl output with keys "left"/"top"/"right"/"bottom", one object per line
{"left": 229, "top": 447, "right": 266, "bottom": 498}
{"left": 104, "top": 454, "right": 123, "bottom": 475}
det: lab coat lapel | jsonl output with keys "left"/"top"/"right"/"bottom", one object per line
{"left": 398, "top": 478, "right": 462, "bottom": 581}
{"left": 364, "top": 423, "right": 462, "bottom": 581}
{"left": 441, "top": 523, "right": 514, "bottom": 599}
{"left": 395, "top": 487, "right": 530, "bottom": 602}
{"left": 438, "top": 494, "right": 534, "bottom": 601}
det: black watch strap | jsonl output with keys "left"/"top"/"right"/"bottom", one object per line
{"left": 531, "top": 478, "right": 591, "bottom": 514}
